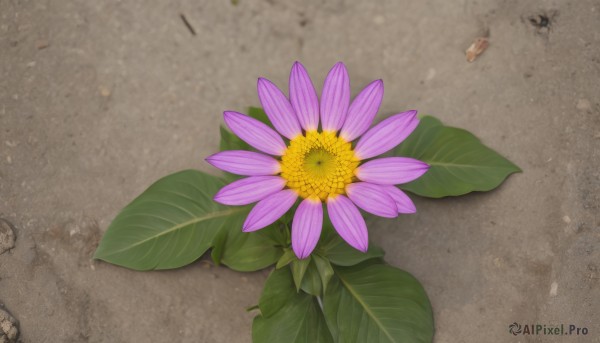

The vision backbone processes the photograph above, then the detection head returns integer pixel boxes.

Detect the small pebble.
[549,281,558,297]
[425,68,436,81]
[0,308,19,343]
[562,215,571,224]
[99,86,111,97]
[36,40,49,50]
[0,219,16,255]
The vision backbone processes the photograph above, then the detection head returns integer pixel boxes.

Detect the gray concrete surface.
[1,0,599,342]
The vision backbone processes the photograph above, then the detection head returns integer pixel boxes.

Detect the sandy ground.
[1,0,599,342]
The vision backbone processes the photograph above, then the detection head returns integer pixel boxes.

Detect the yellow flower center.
[280,131,360,201]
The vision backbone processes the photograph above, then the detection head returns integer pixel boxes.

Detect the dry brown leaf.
[466,37,489,62]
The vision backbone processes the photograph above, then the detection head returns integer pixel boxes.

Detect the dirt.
[1,1,599,342]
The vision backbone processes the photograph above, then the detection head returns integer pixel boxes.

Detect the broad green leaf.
[320,236,385,267]
[394,115,521,198]
[258,267,297,318]
[94,170,247,270]
[323,263,434,343]
[253,297,333,343]
[291,257,311,291]
[219,221,283,272]
[254,267,333,343]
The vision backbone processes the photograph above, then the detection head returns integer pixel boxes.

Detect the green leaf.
[276,248,296,269]
[290,257,311,291]
[394,115,521,198]
[95,169,282,272]
[320,236,385,267]
[210,222,229,266]
[300,259,322,296]
[313,255,334,293]
[298,255,335,296]
[94,170,247,270]
[218,221,283,272]
[254,268,333,343]
[323,262,434,343]
[258,267,297,318]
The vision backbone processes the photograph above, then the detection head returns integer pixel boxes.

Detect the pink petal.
[257,78,302,140]
[339,80,384,142]
[214,176,287,206]
[326,195,368,252]
[320,62,350,132]
[381,186,416,214]
[355,157,429,185]
[206,150,281,176]
[345,182,398,218]
[354,110,419,159]
[289,62,319,131]
[223,111,287,156]
[243,189,298,232]
[291,198,323,259]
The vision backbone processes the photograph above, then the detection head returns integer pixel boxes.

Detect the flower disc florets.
[281,131,359,201]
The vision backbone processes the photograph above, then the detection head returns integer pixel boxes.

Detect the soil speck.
[576,99,591,111]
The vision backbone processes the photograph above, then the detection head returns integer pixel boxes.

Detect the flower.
[206,62,429,259]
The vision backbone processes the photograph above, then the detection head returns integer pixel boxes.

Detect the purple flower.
[206,62,429,259]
